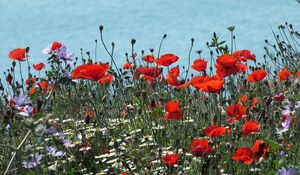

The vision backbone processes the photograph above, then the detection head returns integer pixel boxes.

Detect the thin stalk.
[4,130,31,175]
[185,38,194,81]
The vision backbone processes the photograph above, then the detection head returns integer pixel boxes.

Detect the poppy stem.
[98,25,121,77]
[95,39,98,63]
[185,38,194,81]
[18,61,25,94]
[157,34,167,58]
[230,30,234,54]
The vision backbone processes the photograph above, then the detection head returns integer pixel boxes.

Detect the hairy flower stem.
[18,61,25,94]
[4,130,31,175]
[185,38,194,81]
[157,34,167,58]
[99,26,121,77]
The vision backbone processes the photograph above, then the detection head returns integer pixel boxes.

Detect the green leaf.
[265,139,280,151]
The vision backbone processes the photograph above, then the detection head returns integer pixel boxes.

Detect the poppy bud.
[99,25,104,31]
[131,39,136,45]
[163,34,167,38]
[25,47,30,53]
[12,61,16,67]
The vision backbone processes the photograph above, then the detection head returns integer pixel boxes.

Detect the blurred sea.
[0,0,299,77]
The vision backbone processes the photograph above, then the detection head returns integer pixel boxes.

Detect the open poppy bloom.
[226,104,247,123]
[232,147,254,165]
[39,81,49,89]
[238,95,258,110]
[190,75,224,93]
[143,55,155,63]
[252,140,269,160]
[26,77,36,86]
[190,139,212,157]
[233,50,256,62]
[9,48,27,61]
[203,124,226,137]
[168,66,180,77]
[191,58,207,72]
[136,66,162,83]
[296,71,300,77]
[241,121,260,136]
[97,74,114,84]
[161,153,178,166]
[163,101,183,120]
[33,63,46,71]
[278,68,291,81]
[164,66,190,89]
[43,42,63,54]
[215,54,247,77]
[247,70,267,82]
[72,63,112,83]
[123,62,135,69]
[155,54,179,66]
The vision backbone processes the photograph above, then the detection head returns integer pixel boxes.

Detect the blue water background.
[0,0,299,79]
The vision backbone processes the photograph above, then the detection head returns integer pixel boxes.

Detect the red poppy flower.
[252,140,269,160]
[156,54,179,66]
[25,77,36,85]
[233,50,256,62]
[8,48,27,61]
[274,93,285,102]
[232,147,254,165]
[161,154,178,166]
[143,55,155,63]
[247,70,267,82]
[203,124,226,137]
[168,66,180,77]
[238,95,258,110]
[190,139,213,157]
[97,74,114,84]
[164,76,180,86]
[164,67,190,89]
[217,54,238,67]
[241,121,260,136]
[278,68,291,81]
[72,63,110,82]
[123,62,135,69]
[51,42,63,52]
[226,104,247,123]
[164,101,182,120]
[191,75,224,93]
[28,86,36,95]
[165,101,180,112]
[215,61,247,77]
[33,63,46,71]
[137,66,162,78]
[191,59,207,72]
[39,81,49,89]
[215,53,248,77]
[295,72,300,77]
[43,42,63,54]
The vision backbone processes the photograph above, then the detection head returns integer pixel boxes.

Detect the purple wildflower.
[277,167,297,175]
[48,127,58,134]
[12,95,31,107]
[277,115,291,134]
[22,153,44,169]
[63,139,74,148]
[45,145,65,157]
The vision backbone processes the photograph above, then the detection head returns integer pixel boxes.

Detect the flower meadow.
[0,23,300,175]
